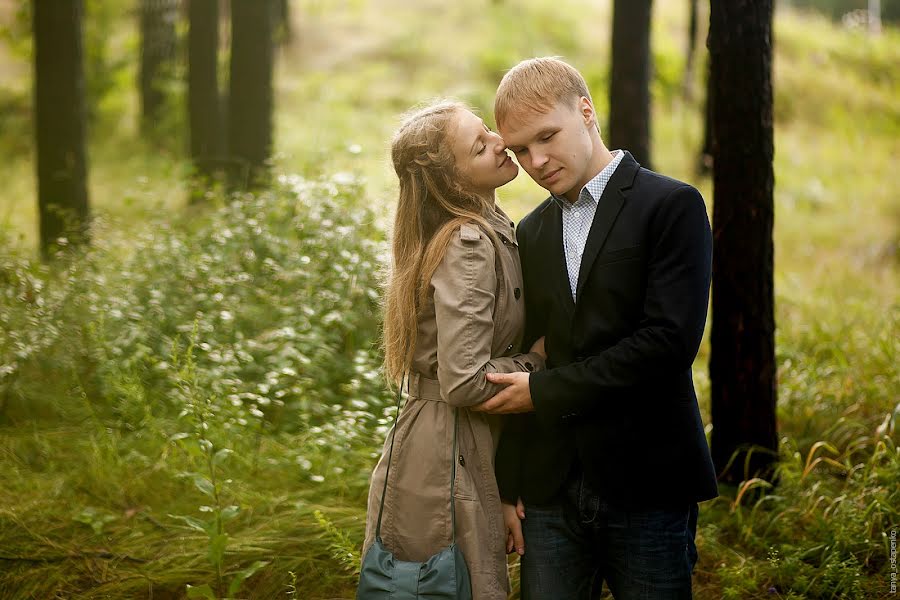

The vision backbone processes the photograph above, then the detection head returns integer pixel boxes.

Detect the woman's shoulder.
[456,221,490,244]
[434,220,496,275]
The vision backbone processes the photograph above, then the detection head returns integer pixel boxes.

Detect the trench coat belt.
[408,371,444,402]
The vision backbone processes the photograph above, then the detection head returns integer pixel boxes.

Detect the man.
[472,57,719,599]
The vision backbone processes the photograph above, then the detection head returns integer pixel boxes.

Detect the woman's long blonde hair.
[382,100,502,386]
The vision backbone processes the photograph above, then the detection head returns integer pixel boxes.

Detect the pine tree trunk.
[608,0,653,169]
[276,0,292,44]
[139,0,179,134]
[33,0,90,259]
[682,0,699,101]
[708,0,778,485]
[188,0,223,188]
[697,57,714,175]
[227,0,274,189]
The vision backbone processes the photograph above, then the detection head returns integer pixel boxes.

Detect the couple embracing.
[358,57,719,600]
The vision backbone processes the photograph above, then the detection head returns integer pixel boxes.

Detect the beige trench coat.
[362,202,544,599]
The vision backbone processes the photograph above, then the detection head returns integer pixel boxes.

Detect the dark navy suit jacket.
[495,151,719,509]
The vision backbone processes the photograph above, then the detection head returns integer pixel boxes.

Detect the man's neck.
[562,146,615,204]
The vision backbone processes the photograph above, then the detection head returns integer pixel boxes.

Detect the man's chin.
[541,181,570,197]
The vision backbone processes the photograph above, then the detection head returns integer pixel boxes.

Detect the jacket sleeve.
[529,185,713,424]
[432,223,545,408]
[495,217,540,503]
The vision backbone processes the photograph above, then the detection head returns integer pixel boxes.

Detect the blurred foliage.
[0,175,394,597]
[0,174,387,432]
[782,0,900,24]
[0,0,184,150]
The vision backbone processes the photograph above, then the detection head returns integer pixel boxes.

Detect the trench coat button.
[458,454,465,467]
[514,287,521,300]
[524,361,534,371]
[506,344,514,352]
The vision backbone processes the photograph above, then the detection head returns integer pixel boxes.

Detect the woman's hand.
[502,497,526,555]
[529,336,546,360]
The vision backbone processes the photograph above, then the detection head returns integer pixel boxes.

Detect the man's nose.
[531,149,549,168]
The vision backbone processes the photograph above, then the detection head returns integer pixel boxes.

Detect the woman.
[361,100,546,599]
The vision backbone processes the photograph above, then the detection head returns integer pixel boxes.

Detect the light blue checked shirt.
[551,150,625,300]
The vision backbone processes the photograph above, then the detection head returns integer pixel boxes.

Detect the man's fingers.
[506,532,514,554]
[474,387,512,413]
[511,521,525,555]
[486,372,513,384]
[516,497,526,520]
[471,398,491,412]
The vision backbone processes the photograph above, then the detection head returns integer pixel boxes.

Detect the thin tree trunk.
[682,0,700,101]
[33,0,90,259]
[869,0,882,34]
[227,0,274,190]
[276,0,292,44]
[697,56,714,175]
[139,0,179,135]
[608,0,653,169]
[188,0,223,192]
[708,0,778,485]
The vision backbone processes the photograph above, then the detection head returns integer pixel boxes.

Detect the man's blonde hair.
[494,57,593,128]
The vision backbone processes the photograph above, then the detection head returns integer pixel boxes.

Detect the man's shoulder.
[519,197,555,231]
[634,167,700,199]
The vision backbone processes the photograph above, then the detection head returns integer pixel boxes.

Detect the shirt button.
[514,287,521,299]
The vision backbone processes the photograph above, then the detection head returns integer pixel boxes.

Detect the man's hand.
[502,498,526,555]
[473,372,534,414]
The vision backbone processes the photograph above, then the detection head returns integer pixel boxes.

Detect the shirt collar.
[551,149,624,210]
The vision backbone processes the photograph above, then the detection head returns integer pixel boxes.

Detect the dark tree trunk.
[33,0,90,260]
[139,0,179,134]
[276,0,292,44]
[708,0,778,485]
[697,57,714,175]
[608,0,653,169]
[188,0,223,189]
[682,0,700,101]
[227,0,274,189]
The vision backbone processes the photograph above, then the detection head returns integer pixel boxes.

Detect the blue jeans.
[520,466,699,600]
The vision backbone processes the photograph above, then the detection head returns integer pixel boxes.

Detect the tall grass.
[0,177,393,598]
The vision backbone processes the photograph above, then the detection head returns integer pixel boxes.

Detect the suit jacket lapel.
[575,152,640,303]
[538,200,576,314]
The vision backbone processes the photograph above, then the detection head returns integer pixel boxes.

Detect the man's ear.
[580,97,602,135]
[579,96,596,128]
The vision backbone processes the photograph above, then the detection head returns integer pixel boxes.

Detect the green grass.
[0,0,898,598]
